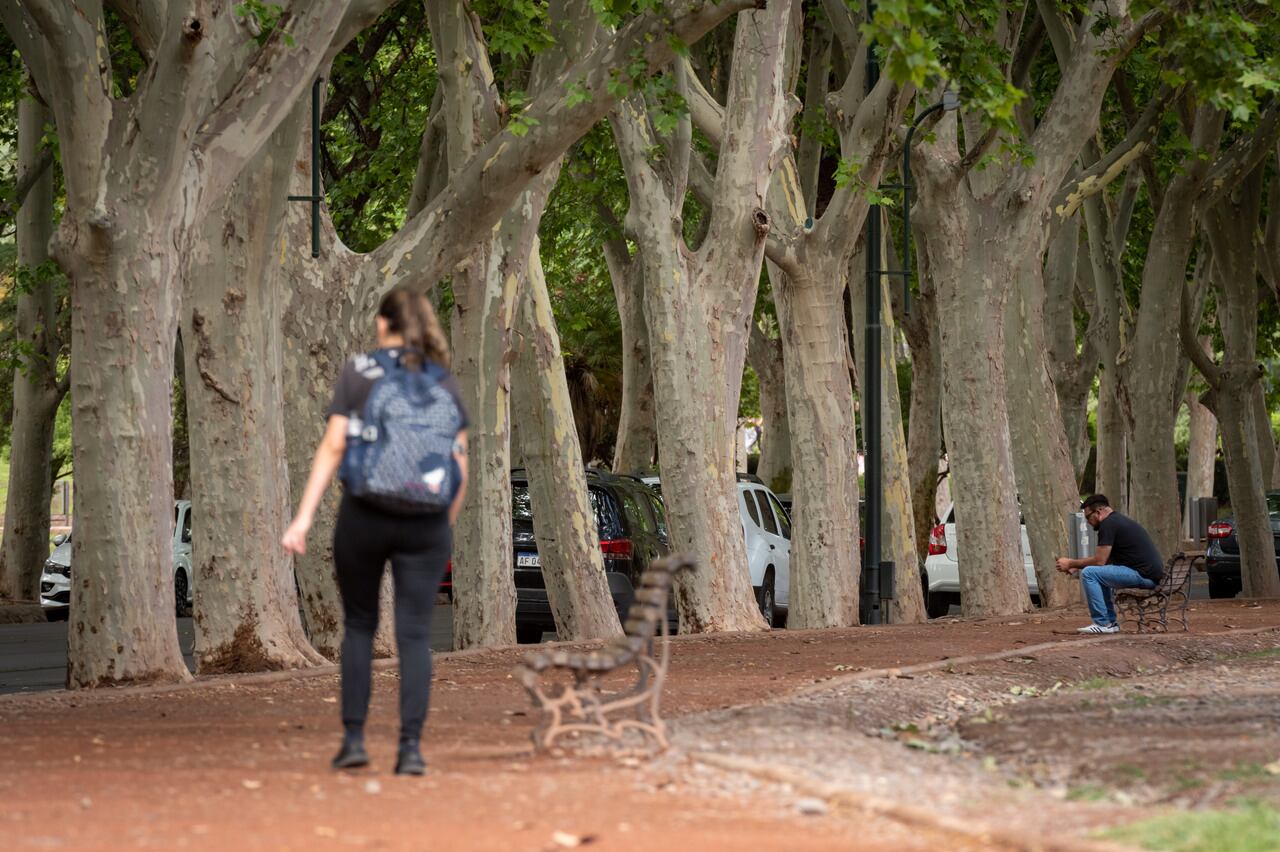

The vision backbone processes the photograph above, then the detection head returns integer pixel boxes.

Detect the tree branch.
[666,58,694,205]
[956,125,999,177]
[358,0,761,300]
[1051,85,1172,219]
[1201,100,1280,210]
[795,22,832,212]
[818,0,861,57]
[5,146,54,212]
[812,71,908,253]
[193,2,378,214]
[105,0,165,61]
[1180,259,1222,388]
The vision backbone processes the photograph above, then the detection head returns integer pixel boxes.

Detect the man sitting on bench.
[1055,494,1165,634]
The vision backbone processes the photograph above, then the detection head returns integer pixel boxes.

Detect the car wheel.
[925,590,952,619]
[1207,576,1239,599]
[174,570,192,618]
[756,572,775,627]
[515,623,545,645]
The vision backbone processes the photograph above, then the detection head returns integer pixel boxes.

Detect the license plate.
[517,553,540,568]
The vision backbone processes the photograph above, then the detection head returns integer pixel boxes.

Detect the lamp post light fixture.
[862,4,959,626]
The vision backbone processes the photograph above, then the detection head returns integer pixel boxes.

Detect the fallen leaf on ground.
[551,830,596,847]
[241,780,262,790]
[1264,761,1280,776]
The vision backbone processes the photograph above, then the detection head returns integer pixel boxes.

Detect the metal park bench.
[1114,552,1202,633]
[515,555,693,752]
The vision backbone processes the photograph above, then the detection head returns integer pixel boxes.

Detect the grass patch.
[1241,648,1280,660]
[1218,764,1271,782]
[1102,803,1280,851]
[1113,763,1148,782]
[1172,776,1206,793]
[1067,784,1110,802]
[1076,677,1120,691]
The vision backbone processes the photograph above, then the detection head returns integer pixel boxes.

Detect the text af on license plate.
[517,553,540,567]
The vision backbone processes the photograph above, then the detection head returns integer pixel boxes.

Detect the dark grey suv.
[511,468,671,644]
[1205,490,1280,598]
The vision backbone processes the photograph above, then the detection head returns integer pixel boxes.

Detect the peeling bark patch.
[190,309,241,405]
[221,288,247,315]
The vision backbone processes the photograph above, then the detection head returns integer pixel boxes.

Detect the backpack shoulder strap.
[369,349,402,375]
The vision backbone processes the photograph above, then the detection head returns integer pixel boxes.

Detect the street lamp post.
[862,8,958,624]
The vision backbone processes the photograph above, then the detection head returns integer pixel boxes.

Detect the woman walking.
[283,288,468,776]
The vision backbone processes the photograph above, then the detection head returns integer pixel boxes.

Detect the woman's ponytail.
[377,287,450,370]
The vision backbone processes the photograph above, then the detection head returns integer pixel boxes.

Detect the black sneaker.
[331,736,370,769]
[395,741,426,776]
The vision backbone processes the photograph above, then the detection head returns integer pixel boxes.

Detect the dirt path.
[0,600,1276,850]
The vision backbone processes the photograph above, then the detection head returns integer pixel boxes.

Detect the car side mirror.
[52,534,68,547]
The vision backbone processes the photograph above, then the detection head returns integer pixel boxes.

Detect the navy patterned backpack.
[339,349,464,513]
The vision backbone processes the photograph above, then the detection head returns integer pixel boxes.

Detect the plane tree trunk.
[610,0,794,633]
[182,106,326,673]
[0,93,67,603]
[1187,167,1280,598]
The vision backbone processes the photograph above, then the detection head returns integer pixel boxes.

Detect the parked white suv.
[738,477,791,627]
[41,500,195,619]
[640,474,791,627]
[922,502,1037,617]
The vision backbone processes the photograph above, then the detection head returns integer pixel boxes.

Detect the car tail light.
[928,523,947,555]
[600,539,633,558]
[442,559,453,589]
[1207,521,1233,540]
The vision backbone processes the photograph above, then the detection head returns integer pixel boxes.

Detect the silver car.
[40,500,195,618]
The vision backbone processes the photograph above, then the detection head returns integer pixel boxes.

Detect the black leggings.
[333,494,451,742]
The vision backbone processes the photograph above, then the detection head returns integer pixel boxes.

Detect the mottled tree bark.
[908,0,1156,615]
[1188,168,1280,598]
[916,190,1031,616]
[685,0,911,627]
[900,244,944,560]
[1122,101,1280,553]
[183,105,326,673]
[511,245,621,641]
[746,317,792,495]
[1005,256,1081,608]
[1121,112,1221,555]
[0,93,66,602]
[611,0,793,633]
[603,220,657,474]
[1182,377,1217,540]
[2,0,380,687]
[1042,216,1095,483]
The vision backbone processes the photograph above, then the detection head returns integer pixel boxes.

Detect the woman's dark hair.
[377,287,449,369]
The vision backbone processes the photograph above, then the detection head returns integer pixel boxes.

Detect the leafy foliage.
[321,2,438,251]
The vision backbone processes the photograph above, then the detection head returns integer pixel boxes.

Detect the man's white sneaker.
[1076,623,1119,634]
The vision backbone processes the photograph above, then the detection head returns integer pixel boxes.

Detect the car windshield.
[1268,493,1280,519]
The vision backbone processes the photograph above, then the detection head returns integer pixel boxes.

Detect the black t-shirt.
[1096,512,1164,582]
[325,349,470,428]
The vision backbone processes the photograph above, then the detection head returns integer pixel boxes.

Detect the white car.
[41,500,195,618]
[737,478,791,627]
[639,474,792,626]
[922,502,1036,618]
